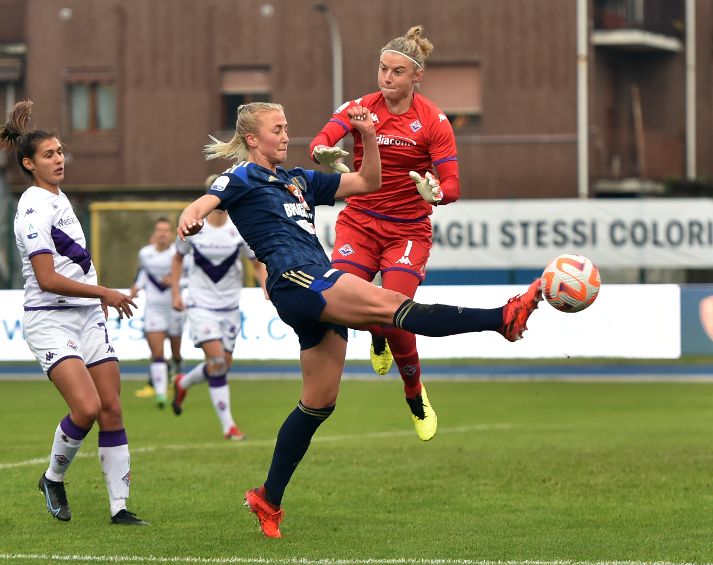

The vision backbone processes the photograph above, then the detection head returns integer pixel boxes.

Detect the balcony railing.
[593,0,685,38]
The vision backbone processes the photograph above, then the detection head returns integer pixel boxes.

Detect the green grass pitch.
[2,377,713,564]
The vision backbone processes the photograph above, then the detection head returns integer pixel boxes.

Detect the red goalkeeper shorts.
[330,206,432,282]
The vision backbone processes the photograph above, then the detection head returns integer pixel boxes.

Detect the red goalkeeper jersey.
[310,91,459,220]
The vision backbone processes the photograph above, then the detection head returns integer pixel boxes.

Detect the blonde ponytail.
[204,102,284,162]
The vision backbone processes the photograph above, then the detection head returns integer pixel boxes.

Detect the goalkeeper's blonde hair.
[381,25,434,69]
[204,102,284,162]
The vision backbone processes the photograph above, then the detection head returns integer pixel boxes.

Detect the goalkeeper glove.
[409,171,443,204]
[312,145,351,174]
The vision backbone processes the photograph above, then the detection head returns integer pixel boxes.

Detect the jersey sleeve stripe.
[433,156,458,166]
[329,117,351,133]
[28,249,52,258]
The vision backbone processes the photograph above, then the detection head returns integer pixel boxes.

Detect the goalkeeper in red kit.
[310,25,461,441]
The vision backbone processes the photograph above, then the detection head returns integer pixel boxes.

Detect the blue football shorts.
[270,265,348,350]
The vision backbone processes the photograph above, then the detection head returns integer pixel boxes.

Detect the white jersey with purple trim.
[137,244,177,307]
[134,251,192,293]
[14,186,98,309]
[175,219,255,310]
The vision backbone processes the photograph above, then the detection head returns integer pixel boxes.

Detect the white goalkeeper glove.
[409,171,443,204]
[312,145,351,174]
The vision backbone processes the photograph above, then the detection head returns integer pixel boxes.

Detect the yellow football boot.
[406,385,437,441]
[134,384,155,398]
[370,336,393,376]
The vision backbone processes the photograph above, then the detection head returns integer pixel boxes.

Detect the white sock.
[181,362,207,389]
[98,430,130,517]
[150,361,168,397]
[208,377,236,433]
[46,415,89,482]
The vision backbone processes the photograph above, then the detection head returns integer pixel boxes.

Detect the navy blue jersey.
[207,161,341,292]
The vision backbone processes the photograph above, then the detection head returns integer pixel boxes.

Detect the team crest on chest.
[285,177,310,211]
[409,120,422,132]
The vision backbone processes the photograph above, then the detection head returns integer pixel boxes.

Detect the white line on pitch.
[0,424,513,471]
[0,554,710,565]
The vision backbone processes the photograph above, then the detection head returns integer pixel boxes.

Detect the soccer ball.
[541,254,601,313]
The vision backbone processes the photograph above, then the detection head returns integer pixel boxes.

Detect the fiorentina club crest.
[338,244,355,257]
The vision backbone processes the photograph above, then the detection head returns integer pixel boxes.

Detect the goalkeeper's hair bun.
[381,25,434,69]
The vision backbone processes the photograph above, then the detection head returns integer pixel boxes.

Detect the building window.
[419,64,482,130]
[68,81,116,133]
[221,67,271,130]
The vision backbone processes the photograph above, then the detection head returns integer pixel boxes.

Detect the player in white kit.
[3,100,148,525]
[170,192,266,440]
[130,218,186,407]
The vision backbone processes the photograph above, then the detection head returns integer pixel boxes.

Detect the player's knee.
[73,399,101,428]
[99,396,122,423]
[206,355,227,377]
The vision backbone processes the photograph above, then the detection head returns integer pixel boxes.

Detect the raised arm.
[177,194,221,241]
[334,106,381,199]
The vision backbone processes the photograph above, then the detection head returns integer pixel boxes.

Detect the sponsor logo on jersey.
[338,244,355,256]
[409,120,422,132]
[376,134,417,147]
[438,113,448,122]
[56,215,78,228]
[210,175,230,192]
[296,219,317,235]
[283,202,311,219]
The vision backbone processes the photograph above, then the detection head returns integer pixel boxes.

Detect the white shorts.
[23,305,118,377]
[143,303,185,336]
[187,307,241,353]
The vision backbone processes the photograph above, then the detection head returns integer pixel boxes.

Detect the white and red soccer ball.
[541,254,601,313]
